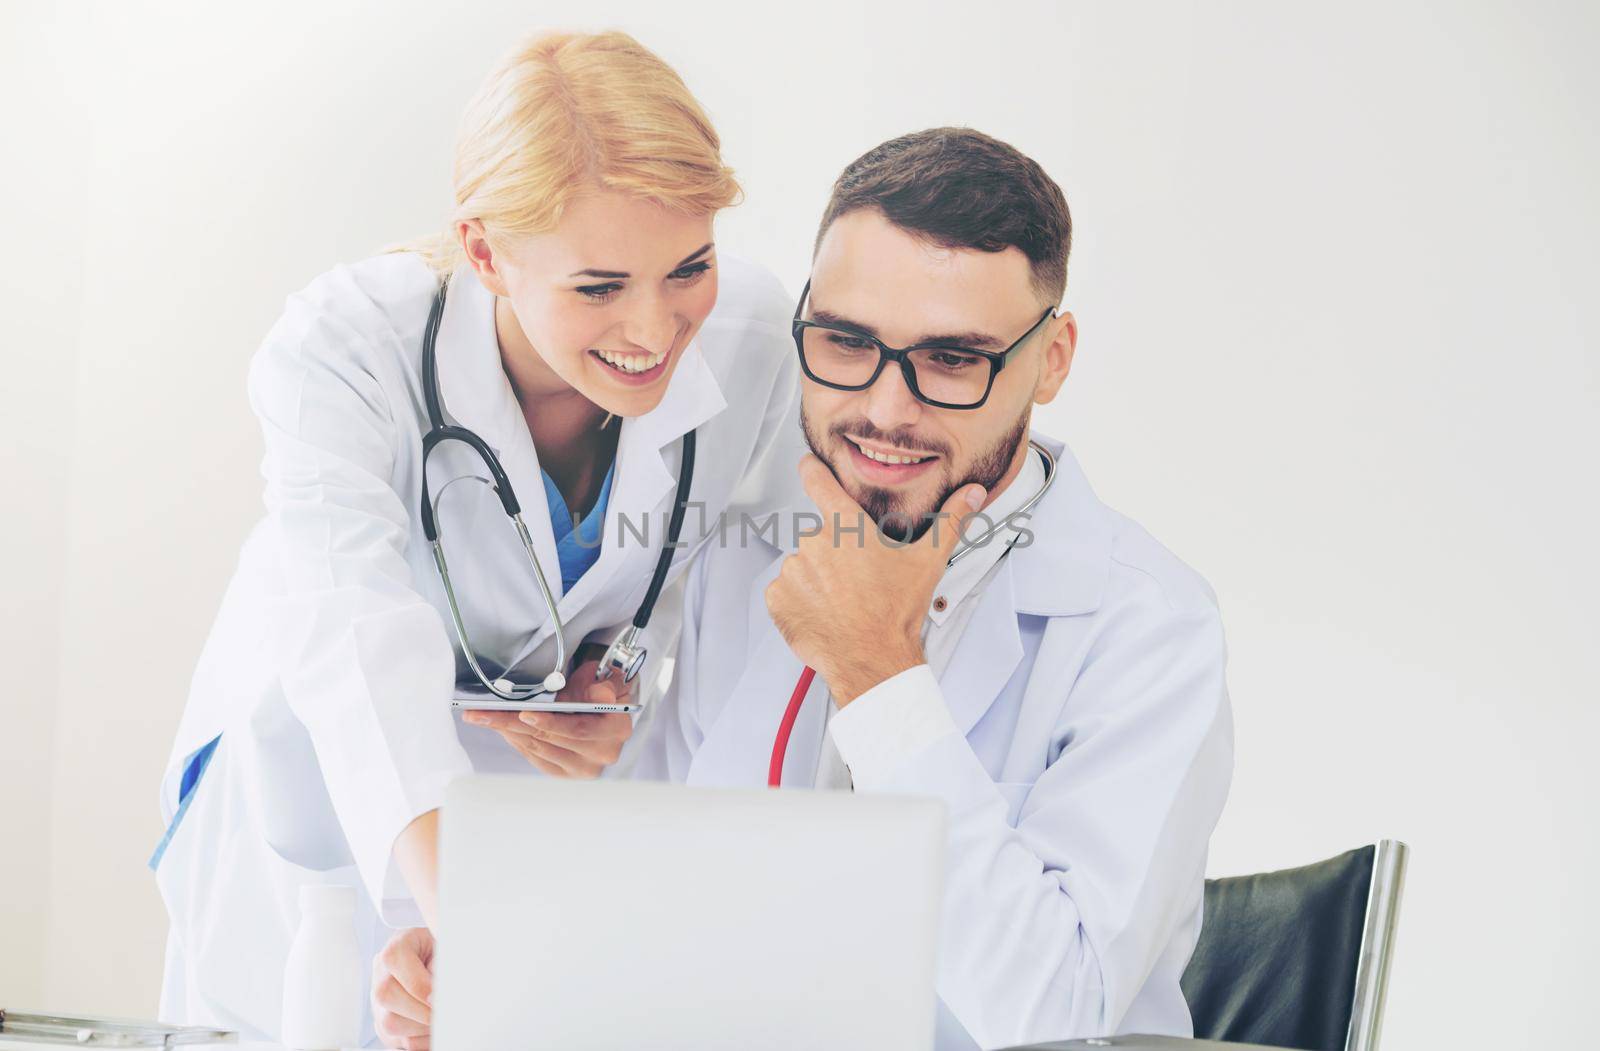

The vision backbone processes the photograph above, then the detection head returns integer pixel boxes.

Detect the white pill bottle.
[281,883,363,1050]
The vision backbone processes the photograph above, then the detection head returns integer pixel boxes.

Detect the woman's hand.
[461,656,635,777]
[373,926,435,1049]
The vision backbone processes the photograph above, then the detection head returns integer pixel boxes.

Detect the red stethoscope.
[768,667,818,787]
[763,441,1057,789]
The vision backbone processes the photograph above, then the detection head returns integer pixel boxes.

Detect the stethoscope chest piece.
[599,625,649,684]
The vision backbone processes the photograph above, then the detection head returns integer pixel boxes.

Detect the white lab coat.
[153,251,799,1043]
[635,433,1234,1051]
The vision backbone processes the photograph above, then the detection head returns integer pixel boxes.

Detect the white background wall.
[0,1,87,1014]
[2,1,1595,1046]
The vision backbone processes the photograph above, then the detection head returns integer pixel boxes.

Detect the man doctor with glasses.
[373,127,1234,1051]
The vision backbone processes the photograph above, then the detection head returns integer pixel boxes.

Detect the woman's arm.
[251,282,472,923]
[394,809,442,929]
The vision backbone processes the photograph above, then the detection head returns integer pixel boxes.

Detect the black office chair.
[1179,840,1409,1051]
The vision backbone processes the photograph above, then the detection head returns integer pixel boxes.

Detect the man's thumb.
[927,484,988,556]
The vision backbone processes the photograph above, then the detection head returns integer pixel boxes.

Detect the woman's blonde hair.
[402,30,741,272]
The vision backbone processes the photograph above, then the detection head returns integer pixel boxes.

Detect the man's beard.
[800,405,1031,543]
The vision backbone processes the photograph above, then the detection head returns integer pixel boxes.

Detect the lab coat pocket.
[993,781,1034,827]
[154,740,295,1039]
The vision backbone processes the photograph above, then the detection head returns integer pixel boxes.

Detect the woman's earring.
[601,411,616,430]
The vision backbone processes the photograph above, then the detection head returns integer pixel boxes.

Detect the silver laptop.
[434,776,947,1051]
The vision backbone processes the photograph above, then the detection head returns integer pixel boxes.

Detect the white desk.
[0,1044,354,1050]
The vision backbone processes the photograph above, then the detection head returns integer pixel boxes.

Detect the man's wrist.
[823,638,926,708]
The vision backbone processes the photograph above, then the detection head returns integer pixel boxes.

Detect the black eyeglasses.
[790,279,1055,410]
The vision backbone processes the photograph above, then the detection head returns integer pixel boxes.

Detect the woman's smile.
[589,345,673,385]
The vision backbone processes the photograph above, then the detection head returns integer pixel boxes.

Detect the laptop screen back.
[435,776,946,1051]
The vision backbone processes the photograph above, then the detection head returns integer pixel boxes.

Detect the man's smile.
[842,435,942,485]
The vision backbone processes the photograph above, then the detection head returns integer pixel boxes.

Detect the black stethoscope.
[418,275,696,700]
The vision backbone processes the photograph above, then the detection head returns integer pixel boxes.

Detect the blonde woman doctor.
[152,31,797,1044]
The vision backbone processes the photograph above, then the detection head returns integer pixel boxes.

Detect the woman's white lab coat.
[153,251,799,1043]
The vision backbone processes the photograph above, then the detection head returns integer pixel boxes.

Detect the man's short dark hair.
[814,127,1072,303]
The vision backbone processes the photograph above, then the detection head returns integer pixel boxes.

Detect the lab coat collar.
[925,433,1114,736]
[433,266,526,456]
[929,445,1047,628]
[938,554,1027,736]
[625,331,728,453]
[1004,432,1114,618]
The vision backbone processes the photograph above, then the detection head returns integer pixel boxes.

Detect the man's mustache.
[826,421,950,459]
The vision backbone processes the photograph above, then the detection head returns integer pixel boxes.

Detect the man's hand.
[765,455,986,706]
[461,656,634,777]
[373,926,434,1049]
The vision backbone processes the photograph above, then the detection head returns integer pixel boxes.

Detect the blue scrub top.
[541,461,615,595]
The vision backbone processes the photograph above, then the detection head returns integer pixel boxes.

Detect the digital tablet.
[451,681,641,715]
